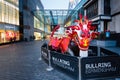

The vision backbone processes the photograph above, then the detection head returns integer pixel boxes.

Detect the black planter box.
[41,47,120,80]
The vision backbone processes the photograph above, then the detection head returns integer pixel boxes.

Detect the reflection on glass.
[0,0,19,25]
[0,0,19,43]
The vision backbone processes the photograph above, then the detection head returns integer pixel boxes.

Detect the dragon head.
[66,15,98,51]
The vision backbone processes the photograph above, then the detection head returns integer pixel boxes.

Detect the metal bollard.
[38,48,42,61]
[78,57,82,80]
[46,50,53,71]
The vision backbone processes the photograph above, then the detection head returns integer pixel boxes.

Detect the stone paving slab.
[0,41,119,80]
[0,41,74,80]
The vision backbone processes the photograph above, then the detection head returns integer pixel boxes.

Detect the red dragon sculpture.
[48,15,99,57]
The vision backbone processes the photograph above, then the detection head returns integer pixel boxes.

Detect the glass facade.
[0,0,19,25]
[86,0,98,19]
[0,0,19,43]
[34,16,44,40]
[104,0,110,15]
[34,16,44,31]
[20,0,45,41]
[34,32,41,40]
[33,10,69,34]
[65,0,88,26]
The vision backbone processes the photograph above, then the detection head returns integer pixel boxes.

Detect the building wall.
[23,10,34,40]
[109,14,120,33]
[20,0,44,41]
[108,0,120,33]
[84,0,111,33]
[0,0,19,44]
[110,0,120,15]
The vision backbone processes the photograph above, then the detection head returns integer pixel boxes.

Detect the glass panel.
[0,0,19,25]
[4,0,19,7]
[0,2,2,22]
[86,1,98,19]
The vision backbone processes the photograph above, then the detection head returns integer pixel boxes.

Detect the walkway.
[0,41,119,80]
[0,41,73,80]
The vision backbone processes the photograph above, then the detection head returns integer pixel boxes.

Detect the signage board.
[41,47,49,64]
[80,56,120,79]
[50,51,79,79]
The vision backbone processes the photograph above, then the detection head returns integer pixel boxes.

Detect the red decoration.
[49,14,99,54]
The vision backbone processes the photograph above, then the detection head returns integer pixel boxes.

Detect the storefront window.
[0,0,19,43]
[34,16,44,31]
[34,32,41,40]
[5,30,19,42]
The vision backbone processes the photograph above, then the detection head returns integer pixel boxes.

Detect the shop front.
[0,24,20,44]
[34,32,41,40]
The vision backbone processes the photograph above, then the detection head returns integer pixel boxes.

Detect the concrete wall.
[108,0,120,33]
[22,0,44,41]
[110,0,120,15]
[109,14,120,33]
[23,10,34,41]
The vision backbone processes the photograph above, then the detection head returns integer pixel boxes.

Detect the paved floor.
[0,41,74,80]
[0,41,119,80]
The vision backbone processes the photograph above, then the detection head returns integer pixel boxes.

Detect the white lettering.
[52,57,74,72]
[85,62,111,69]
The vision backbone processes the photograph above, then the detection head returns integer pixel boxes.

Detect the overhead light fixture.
[70,0,74,3]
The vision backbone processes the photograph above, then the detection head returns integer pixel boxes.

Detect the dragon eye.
[81,32,85,37]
